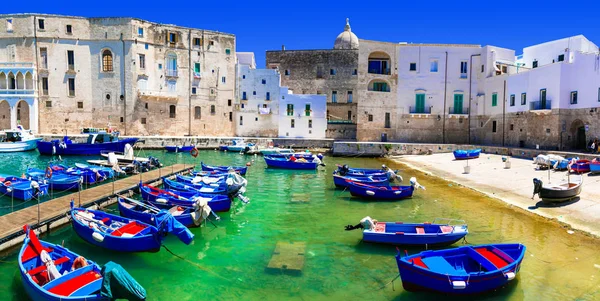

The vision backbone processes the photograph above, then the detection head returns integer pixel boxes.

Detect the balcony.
[530,100,551,110]
[449,107,469,115]
[368,67,391,75]
[0,62,34,68]
[409,106,431,114]
[166,69,178,78]
[0,89,35,95]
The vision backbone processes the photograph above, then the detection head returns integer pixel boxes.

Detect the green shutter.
[454,94,463,114]
[492,94,498,107]
[194,63,200,73]
[305,104,311,116]
[415,94,425,113]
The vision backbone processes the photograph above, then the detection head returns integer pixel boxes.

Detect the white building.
[278,88,327,138]
[235,52,280,137]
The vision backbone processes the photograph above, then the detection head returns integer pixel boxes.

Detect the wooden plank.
[266,241,306,275]
[0,164,192,241]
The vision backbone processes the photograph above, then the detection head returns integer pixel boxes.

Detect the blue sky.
[3,0,599,66]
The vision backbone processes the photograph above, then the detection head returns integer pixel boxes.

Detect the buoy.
[156,198,168,204]
[246,162,251,166]
[366,190,375,196]
[92,232,104,242]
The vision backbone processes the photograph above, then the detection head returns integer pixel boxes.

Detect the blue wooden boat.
[19,225,146,301]
[333,174,389,188]
[191,170,229,177]
[570,159,591,173]
[396,243,526,294]
[118,197,209,228]
[37,130,138,156]
[453,149,481,160]
[174,174,228,194]
[71,203,193,252]
[346,181,414,200]
[590,160,600,174]
[49,163,99,185]
[140,183,232,212]
[165,145,195,153]
[267,153,323,160]
[346,217,467,246]
[26,168,81,191]
[0,176,48,201]
[264,156,319,170]
[201,162,248,175]
[334,164,398,178]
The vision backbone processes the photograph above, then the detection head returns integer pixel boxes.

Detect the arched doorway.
[16,100,30,129]
[0,101,9,130]
[569,119,586,150]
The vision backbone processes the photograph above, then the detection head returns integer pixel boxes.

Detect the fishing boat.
[453,149,481,160]
[259,147,294,155]
[345,217,468,246]
[201,162,248,175]
[49,163,100,185]
[264,155,320,170]
[396,243,526,294]
[346,177,424,200]
[174,174,228,193]
[140,182,232,212]
[19,225,147,301]
[37,129,138,156]
[0,126,42,152]
[267,152,323,160]
[570,159,590,173]
[0,176,48,201]
[26,168,81,191]
[590,159,600,174]
[70,202,193,252]
[225,139,255,152]
[164,145,196,153]
[118,196,212,228]
[532,175,583,203]
[333,174,389,188]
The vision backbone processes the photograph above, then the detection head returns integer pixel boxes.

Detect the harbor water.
[0,150,598,300]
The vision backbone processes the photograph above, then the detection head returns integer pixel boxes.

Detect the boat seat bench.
[47,270,102,296]
[421,256,467,275]
[469,247,514,270]
[27,256,70,276]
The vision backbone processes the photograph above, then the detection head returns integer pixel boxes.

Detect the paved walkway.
[394,153,600,237]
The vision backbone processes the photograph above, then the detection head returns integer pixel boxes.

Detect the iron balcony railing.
[0,89,35,95]
[368,67,391,75]
[409,106,431,114]
[530,100,551,110]
[448,107,469,115]
[166,69,178,77]
[0,62,34,68]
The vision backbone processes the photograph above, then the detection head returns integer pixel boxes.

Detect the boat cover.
[101,261,147,301]
[154,210,194,245]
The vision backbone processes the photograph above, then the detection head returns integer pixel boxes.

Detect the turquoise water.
[0,150,598,300]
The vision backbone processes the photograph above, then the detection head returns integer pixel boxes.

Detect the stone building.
[279,88,327,139]
[0,14,236,136]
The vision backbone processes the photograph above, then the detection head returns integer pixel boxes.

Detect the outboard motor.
[345,216,376,231]
[338,164,350,176]
[409,177,425,190]
[226,171,249,203]
[532,178,543,198]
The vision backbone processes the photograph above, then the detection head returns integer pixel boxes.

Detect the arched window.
[368,79,391,92]
[166,53,177,77]
[210,105,216,114]
[169,105,176,118]
[102,50,113,72]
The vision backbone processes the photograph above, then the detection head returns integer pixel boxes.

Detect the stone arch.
[0,100,9,130]
[368,79,391,92]
[368,51,391,75]
[16,72,24,90]
[16,100,30,129]
[569,119,586,150]
[7,72,15,89]
[0,72,6,90]
[25,72,33,90]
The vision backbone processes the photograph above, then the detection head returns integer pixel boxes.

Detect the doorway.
[576,126,586,150]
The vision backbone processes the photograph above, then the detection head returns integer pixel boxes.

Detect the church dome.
[334,18,359,50]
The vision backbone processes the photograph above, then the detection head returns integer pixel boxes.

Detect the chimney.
[282,45,285,51]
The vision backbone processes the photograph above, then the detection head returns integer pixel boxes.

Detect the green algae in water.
[0,150,598,300]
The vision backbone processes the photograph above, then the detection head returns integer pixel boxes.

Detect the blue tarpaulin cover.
[154,210,194,245]
[101,261,147,300]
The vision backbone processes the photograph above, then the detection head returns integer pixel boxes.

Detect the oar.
[117,195,161,213]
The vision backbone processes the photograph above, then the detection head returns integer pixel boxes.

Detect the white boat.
[100,143,149,163]
[226,139,256,152]
[260,147,294,155]
[0,126,41,152]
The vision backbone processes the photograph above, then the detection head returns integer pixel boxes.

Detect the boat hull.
[363,222,467,246]
[539,185,582,202]
[165,145,195,153]
[37,138,139,155]
[118,199,199,228]
[141,182,232,212]
[0,138,41,152]
[590,162,600,174]
[571,160,590,173]
[0,177,49,201]
[260,148,294,155]
[333,174,388,188]
[264,156,318,169]
[347,182,414,200]
[453,149,481,160]
[201,162,247,175]
[396,244,525,295]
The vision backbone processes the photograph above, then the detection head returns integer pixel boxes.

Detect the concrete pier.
[393,153,600,237]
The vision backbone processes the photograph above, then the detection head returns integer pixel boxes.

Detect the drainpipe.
[468,54,480,145]
[120,33,127,135]
[442,51,448,144]
[33,16,40,133]
[502,79,506,146]
[188,29,192,136]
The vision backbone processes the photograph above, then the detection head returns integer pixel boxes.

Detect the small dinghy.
[533,175,582,203]
[345,217,468,246]
[334,164,399,178]
[259,147,294,155]
[0,176,48,201]
[118,196,212,228]
[264,155,321,170]
[70,202,193,252]
[37,129,138,156]
[201,162,248,175]
[570,159,590,173]
[590,159,600,174]
[333,174,389,188]
[164,145,195,153]
[453,149,481,160]
[19,225,146,301]
[140,183,232,212]
[346,177,424,200]
[396,243,526,294]
[267,152,323,160]
[49,163,101,185]
[26,168,81,191]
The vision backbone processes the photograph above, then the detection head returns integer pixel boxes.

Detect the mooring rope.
[161,244,230,281]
